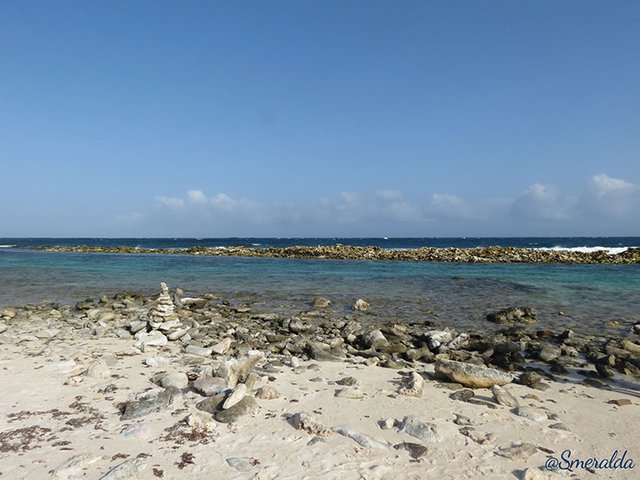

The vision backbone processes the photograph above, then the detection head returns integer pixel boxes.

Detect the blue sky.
[1,1,639,237]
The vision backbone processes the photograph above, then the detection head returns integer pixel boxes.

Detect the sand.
[0,332,638,480]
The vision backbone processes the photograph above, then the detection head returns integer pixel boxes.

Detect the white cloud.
[511,183,567,220]
[578,173,638,217]
[187,189,207,204]
[155,196,185,209]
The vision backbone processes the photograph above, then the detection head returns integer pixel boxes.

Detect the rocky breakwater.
[28,244,640,264]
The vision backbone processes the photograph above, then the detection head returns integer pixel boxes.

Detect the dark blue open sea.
[1,237,639,336]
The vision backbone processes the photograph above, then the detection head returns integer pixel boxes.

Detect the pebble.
[514,406,547,422]
[335,387,365,399]
[608,398,632,406]
[398,415,442,443]
[145,356,170,367]
[289,412,332,437]
[333,426,387,449]
[336,376,359,386]
[491,385,519,408]
[393,442,428,459]
[255,386,280,400]
[450,389,474,402]
[187,410,216,430]
[378,418,396,430]
[495,442,538,461]
[226,457,257,472]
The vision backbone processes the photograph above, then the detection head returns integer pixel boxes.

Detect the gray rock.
[51,454,100,479]
[435,359,513,388]
[486,307,537,324]
[494,442,538,461]
[333,426,387,449]
[334,387,364,399]
[453,414,474,426]
[336,376,359,386]
[212,338,233,355]
[193,376,227,396]
[398,415,442,443]
[120,386,181,420]
[449,389,474,402]
[393,442,428,459]
[196,394,226,414]
[519,371,542,386]
[313,297,331,308]
[353,299,369,311]
[98,457,148,480]
[514,406,547,422]
[217,350,264,388]
[186,410,216,430]
[185,345,213,357]
[144,356,170,367]
[255,386,280,400]
[289,412,332,436]
[226,457,257,472]
[362,329,388,350]
[214,396,258,423]
[426,330,452,350]
[134,330,167,349]
[491,385,519,408]
[222,383,247,409]
[538,345,562,363]
[153,372,188,390]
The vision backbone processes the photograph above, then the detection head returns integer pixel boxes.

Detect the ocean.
[1,237,639,337]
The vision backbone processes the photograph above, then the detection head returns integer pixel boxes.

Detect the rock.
[181,297,209,308]
[217,350,264,388]
[398,416,442,443]
[185,345,213,357]
[121,423,153,440]
[519,371,542,386]
[255,386,280,400]
[166,329,188,341]
[214,396,258,423]
[362,329,388,350]
[226,457,257,472]
[548,423,569,431]
[0,308,16,319]
[538,345,562,363]
[129,321,147,333]
[453,414,474,426]
[426,330,452,350]
[154,372,188,390]
[449,389,474,402]
[495,442,538,461]
[487,307,537,324]
[193,376,227,397]
[85,362,111,380]
[134,330,168,349]
[222,383,248,409]
[144,356,170,367]
[378,418,396,430]
[305,342,340,362]
[399,371,424,397]
[608,398,632,406]
[491,385,519,408]
[289,412,332,437]
[333,426,387,449]
[50,453,100,479]
[212,338,233,355]
[514,406,547,422]
[98,457,148,480]
[120,386,182,420]
[622,340,640,356]
[313,297,331,308]
[353,299,369,311]
[196,395,226,414]
[435,359,513,388]
[334,387,365,399]
[393,442,428,459]
[336,376,359,386]
[187,410,216,430]
[0,323,8,334]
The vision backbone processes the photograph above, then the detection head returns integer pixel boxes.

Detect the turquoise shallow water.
[1,248,639,336]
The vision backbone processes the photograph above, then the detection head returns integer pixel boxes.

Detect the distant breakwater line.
[27,244,640,264]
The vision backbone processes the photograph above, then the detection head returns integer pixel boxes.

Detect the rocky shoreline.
[1,283,638,479]
[25,244,640,264]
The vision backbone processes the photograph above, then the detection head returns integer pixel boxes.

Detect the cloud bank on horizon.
[113,173,639,237]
